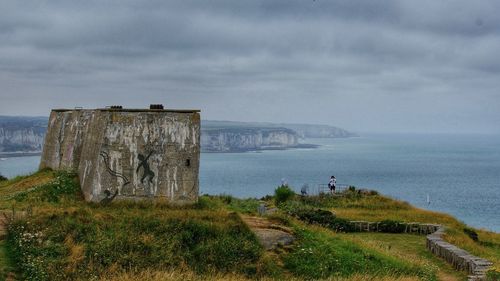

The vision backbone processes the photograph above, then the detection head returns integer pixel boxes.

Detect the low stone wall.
[349,220,440,235]
[427,227,493,281]
[348,220,493,280]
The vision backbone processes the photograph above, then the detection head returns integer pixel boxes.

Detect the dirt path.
[436,271,461,281]
[0,211,22,281]
[240,215,295,250]
[0,212,8,240]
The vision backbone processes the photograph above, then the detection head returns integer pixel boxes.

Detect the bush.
[0,174,7,181]
[327,217,355,232]
[294,208,336,225]
[463,227,479,242]
[220,193,233,204]
[274,185,295,205]
[378,220,406,233]
[287,207,354,233]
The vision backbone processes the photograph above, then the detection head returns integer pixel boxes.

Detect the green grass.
[295,191,500,271]
[0,240,15,281]
[10,171,80,204]
[1,173,499,280]
[2,173,265,280]
[198,195,261,214]
[5,177,264,280]
[337,232,466,280]
[0,170,54,209]
[8,208,263,280]
[283,225,436,280]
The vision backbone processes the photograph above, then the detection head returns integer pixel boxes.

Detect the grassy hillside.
[295,192,500,269]
[0,172,498,280]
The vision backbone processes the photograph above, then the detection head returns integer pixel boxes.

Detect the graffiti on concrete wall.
[136,151,155,184]
[100,151,131,186]
[99,151,130,203]
[101,189,118,204]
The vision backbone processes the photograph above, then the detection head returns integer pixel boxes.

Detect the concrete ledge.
[52,108,201,113]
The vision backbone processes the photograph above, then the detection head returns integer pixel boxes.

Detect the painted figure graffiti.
[99,151,131,186]
[99,151,130,203]
[137,151,155,184]
[101,189,118,205]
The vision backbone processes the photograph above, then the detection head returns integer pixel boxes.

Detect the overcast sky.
[1,1,499,134]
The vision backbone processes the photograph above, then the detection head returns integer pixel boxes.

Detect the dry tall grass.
[100,269,422,281]
[331,196,500,269]
[0,170,53,208]
[336,232,465,281]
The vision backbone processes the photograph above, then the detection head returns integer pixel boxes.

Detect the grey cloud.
[0,0,499,134]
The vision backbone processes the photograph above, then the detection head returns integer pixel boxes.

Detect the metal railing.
[301,183,352,196]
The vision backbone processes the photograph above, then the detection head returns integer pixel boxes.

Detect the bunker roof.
[52,108,200,113]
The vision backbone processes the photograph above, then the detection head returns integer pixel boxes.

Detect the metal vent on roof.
[150,104,164,109]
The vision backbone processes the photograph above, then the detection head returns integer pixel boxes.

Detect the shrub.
[463,227,479,242]
[357,189,379,196]
[260,194,273,201]
[378,220,406,233]
[274,185,295,205]
[294,208,336,225]
[220,194,233,204]
[287,207,354,233]
[0,174,7,181]
[327,217,355,232]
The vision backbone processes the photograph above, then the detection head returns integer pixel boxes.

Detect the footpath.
[0,210,16,281]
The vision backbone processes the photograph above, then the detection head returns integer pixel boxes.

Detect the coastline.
[201,143,321,153]
[1,135,499,232]
[0,152,42,158]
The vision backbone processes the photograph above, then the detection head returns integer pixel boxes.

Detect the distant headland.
[0,116,357,156]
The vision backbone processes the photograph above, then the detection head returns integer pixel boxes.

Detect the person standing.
[328,176,336,194]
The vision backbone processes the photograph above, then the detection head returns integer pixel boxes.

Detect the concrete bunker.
[39,106,201,203]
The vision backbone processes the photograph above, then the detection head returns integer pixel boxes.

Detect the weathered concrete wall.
[40,108,200,203]
[39,110,93,170]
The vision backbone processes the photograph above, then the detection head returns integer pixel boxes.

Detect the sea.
[1,133,499,232]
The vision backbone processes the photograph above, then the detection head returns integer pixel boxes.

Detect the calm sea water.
[1,134,499,232]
